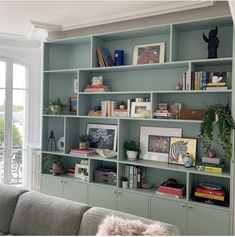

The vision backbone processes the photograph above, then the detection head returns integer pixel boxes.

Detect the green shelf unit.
[41,15,234,235]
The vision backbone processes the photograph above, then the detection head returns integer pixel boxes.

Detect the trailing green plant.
[120,176,128,182]
[43,155,63,173]
[124,140,141,153]
[199,103,234,159]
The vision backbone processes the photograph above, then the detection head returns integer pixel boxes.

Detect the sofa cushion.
[0,184,27,234]
[9,191,91,236]
[78,207,180,235]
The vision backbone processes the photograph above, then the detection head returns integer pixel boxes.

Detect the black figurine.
[203,26,219,59]
[48,130,56,151]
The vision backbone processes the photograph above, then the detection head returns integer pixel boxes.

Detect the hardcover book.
[157,181,186,196]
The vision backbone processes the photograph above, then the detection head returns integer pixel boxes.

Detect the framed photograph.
[131,102,151,118]
[133,42,165,65]
[86,124,118,151]
[68,96,77,113]
[140,126,182,162]
[168,137,197,166]
[74,163,89,181]
[73,78,78,93]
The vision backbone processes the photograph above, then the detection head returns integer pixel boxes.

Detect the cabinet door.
[117,191,149,218]
[41,175,63,198]
[63,180,88,204]
[187,204,230,235]
[150,197,187,235]
[89,185,117,210]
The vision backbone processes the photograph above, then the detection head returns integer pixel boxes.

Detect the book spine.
[195,165,222,173]
[129,166,133,188]
[194,192,225,201]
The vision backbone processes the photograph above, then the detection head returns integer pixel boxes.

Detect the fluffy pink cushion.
[96,215,174,236]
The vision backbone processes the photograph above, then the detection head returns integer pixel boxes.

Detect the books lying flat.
[192,195,228,207]
[201,157,221,165]
[69,148,96,156]
[195,162,224,174]
[157,181,186,196]
[194,191,225,201]
[155,191,184,198]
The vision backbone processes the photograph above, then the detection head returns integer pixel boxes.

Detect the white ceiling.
[0,1,216,37]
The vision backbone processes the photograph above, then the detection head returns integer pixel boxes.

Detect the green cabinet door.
[187,204,230,235]
[117,191,149,218]
[150,196,187,235]
[63,180,88,204]
[41,175,63,198]
[89,185,117,210]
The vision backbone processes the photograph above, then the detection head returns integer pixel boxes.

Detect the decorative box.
[180,109,205,120]
[94,167,117,185]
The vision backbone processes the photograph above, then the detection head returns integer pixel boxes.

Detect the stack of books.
[96,46,114,67]
[156,180,186,198]
[153,103,171,119]
[192,183,227,206]
[195,157,224,174]
[69,148,96,157]
[84,76,110,92]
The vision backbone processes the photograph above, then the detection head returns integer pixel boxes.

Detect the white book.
[202,156,221,165]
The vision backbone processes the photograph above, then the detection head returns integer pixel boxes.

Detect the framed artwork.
[131,102,151,118]
[140,126,182,162]
[73,79,78,93]
[133,42,165,65]
[168,137,197,166]
[86,124,118,151]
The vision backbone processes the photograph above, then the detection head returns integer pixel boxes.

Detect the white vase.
[122,181,128,189]
[126,150,138,160]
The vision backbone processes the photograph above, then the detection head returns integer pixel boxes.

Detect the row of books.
[191,71,231,90]
[123,165,146,189]
[69,148,96,157]
[96,46,114,67]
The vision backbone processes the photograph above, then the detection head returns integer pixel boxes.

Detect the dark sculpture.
[48,130,56,151]
[203,26,219,59]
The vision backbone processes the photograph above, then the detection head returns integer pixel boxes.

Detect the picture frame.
[140,126,182,162]
[131,102,151,118]
[133,42,165,65]
[86,124,118,151]
[168,137,197,166]
[68,96,77,113]
[73,78,78,94]
[74,163,89,181]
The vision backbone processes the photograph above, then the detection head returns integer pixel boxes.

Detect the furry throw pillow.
[96,215,176,236]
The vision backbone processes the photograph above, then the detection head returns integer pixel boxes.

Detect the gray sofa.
[0,184,179,235]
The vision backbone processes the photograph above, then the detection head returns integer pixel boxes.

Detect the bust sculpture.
[203,26,219,59]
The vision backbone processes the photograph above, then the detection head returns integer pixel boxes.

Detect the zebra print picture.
[168,137,197,166]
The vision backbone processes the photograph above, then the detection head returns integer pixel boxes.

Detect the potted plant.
[121,176,128,188]
[78,135,88,150]
[48,97,67,115]
[43,155,64,175]
[124,140,140,160]
[119,101,126,109]
[199,103,234,159]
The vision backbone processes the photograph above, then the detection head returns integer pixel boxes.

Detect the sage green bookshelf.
[41,15,234,235]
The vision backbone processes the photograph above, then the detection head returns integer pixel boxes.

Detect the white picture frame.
[86,124,118,151]
[140,126,182,162]
[74,163,89,181]
[73,78,78,94]
[133,42,165,65]
[131,102,151,118]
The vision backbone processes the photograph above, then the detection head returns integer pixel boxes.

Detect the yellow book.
[195,164,223,174]
[194,192,224,201]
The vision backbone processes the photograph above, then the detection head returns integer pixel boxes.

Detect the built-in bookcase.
[41,15,234,235]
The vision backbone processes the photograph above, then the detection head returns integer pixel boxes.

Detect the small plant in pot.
[119,100,126,109]
[121,176,128,188]
[43,155,64,175]
[78,135,88,150]
[124,140,140,160]
[48,97,67,115]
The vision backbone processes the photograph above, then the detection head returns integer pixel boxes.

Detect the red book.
[157,181,185,196]
[195,186,225,196]
[70,148,95,154]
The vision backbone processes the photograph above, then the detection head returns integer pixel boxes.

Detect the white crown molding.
[62,1,214,31]
[228,0,235,26]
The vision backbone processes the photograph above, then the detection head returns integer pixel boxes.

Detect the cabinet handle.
[118,191,121,195]
[182,204,186,208]
[113,190,117,194]
[64,181,67,184]
[188,205,192,209]
[60,180,63,183]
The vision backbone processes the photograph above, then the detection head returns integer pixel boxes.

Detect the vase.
[183,153,192,168]
[122,181,128,189]
[79,142,87,150]
[126,150,138,160]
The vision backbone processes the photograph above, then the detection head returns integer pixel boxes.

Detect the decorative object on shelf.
[42,154,63,174]
[131,102,151,118]
[199,103,234,159]
[94,166,117,185]
[74,163,89,181]
[119,101,126,109]
[142,182,153,189]
[183,152,192,168]
[208,149,217,158]
[121,176,128,188]
[87,124,118,151]
[168,137,197,166]
[46,97,67,115]
[203,26,219,59]
[96,149,117,158]
[68,96,77,113]
[133,42,165,65]
[47,130,56,151]
[124,140,140,160]
[114,50,124,66]
[140,126,182,162]
[180,109,205,120]
[84,76,110,92]
[73,79,78,93]
[78,135,88,150]
[170,103,182,119]
[56,136,64,152]
[51,162,64,176]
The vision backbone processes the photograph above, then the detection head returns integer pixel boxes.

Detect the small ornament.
[208,149,217,158]
[183,153,192,168]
